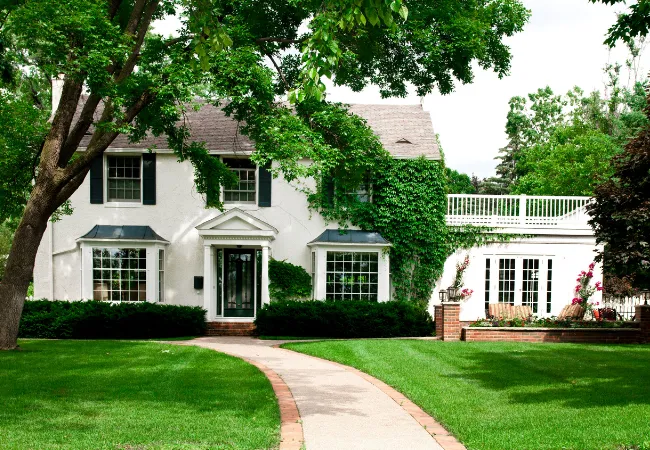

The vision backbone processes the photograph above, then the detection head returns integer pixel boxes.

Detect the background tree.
[489,65,647,196]
[0,0,530,350]
[445,168,476,194]
[587,0,650,289]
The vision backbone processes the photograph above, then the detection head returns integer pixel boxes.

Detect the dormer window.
[223,158,256,204]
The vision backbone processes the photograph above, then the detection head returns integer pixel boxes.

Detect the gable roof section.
[347,104,440,159]
[308,229,390,246]
[78,225,169,242]
[81,101,439,159]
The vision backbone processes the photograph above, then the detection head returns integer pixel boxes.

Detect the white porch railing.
[446,194,592,229]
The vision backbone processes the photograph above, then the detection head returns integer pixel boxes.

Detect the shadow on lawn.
[452,344,650,409]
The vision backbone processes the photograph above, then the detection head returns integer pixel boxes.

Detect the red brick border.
[241,357,304,450]
[174,342,304,450]
[278,346,467,450]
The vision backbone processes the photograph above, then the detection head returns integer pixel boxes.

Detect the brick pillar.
[636,305,650,344]
[434,305,442,333]
[441,302,461,341]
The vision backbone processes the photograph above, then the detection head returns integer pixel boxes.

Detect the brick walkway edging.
[276,345,467,450]
[173,342,304,450]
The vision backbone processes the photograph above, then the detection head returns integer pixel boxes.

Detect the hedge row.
[255,299,434,338]
[19,300,206,339]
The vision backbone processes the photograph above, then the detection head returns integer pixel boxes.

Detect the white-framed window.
[326,251,379,300]
[311,251,316,299]
[223,158,256,203]
[92,248,146,301]
[107,155,142,202]
[158,249,165,302]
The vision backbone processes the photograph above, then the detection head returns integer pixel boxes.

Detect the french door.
[485,256,554,316]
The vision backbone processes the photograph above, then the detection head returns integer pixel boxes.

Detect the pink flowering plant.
[450,255,473,301]
[452,255,470,289]
[571,262,603,311]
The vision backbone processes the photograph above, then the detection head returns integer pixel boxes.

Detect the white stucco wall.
[34,151,339,306]
[429,235,604,321]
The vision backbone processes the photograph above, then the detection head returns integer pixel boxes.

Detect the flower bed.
[470,317,639,329]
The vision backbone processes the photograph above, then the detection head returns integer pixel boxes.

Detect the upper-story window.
[223,158,256,203]
[107,156,141,202]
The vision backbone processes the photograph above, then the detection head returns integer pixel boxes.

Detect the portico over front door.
[224,249,255,317]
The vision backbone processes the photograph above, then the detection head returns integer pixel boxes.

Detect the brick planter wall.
[206,322,256,336]
[637,305,650,343]
[462,325,641,344]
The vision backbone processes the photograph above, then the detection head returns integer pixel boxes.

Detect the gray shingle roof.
[308,229,390,245]
[80,102,439,159]
[79,225,168,242]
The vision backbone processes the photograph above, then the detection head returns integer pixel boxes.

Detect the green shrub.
[19,300,206,339]
[268,259,312,301]
[255,299,434,338]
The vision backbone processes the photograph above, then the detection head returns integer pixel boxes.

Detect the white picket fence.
[600,295,646,320]
[446,194,592,229]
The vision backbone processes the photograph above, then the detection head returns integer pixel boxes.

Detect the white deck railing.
[446,194,592,229]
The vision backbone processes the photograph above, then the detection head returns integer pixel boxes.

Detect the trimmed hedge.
[19,300,206,339]
[269,259,312,301]
[255,299,434,338]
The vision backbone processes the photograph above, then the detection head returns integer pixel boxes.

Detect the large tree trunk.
[0,184,57,350]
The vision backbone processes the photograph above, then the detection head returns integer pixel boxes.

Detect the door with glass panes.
[484,256,554,316]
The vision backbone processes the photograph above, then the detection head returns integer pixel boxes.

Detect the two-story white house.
[33,101,602,329]
[33,103,440,325]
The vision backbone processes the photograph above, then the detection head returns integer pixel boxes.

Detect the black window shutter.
[325,175,335,206]
[258,163,272,207]
[89,156,104,204]
[142,153,156,205]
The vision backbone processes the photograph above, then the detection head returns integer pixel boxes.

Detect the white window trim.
[308,244,391,302]
[104,153,143,206]
[79,240,168,302]
[485,254,554,317]
[221,157,258,206]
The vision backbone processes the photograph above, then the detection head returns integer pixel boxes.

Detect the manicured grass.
[283,340,650,450]
[0,340,280,449]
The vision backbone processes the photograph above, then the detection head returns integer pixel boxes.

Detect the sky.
[154,0,647,178]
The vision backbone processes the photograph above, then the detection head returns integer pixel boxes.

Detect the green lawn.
[283,340,650,450]
[0,340,280,449]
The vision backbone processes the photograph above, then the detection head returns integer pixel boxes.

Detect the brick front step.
[205,322,256,336]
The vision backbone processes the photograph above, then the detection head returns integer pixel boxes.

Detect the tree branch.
[58,93,102,167]
[264,50,290,91]
[61,89,154,185]
[116,0,159,83]
[256,37,305,44]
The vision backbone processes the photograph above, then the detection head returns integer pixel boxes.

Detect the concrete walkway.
[182,337,445,450]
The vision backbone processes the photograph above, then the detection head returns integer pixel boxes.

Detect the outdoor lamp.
[447,286,459,302]
[642,290,650,306]
[439,289,448,303]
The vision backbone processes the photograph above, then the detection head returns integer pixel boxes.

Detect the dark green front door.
[224,249,255,317]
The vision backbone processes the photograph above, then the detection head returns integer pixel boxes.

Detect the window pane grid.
[93,248,146,301]
[522,258,540,313]
[158,249,165,303]
[224,168,256,203]
[484,258,491,313]
[325,252,378,301]
[498,258,515,305]
[546,259,553,314]
[107,156,141,202]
